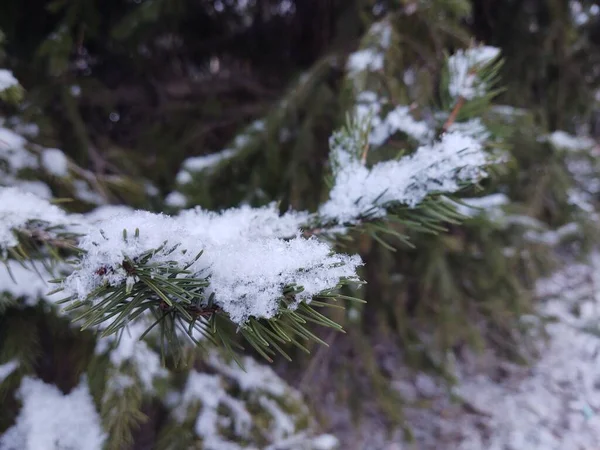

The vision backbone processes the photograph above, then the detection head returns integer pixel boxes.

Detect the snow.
[0,377,106,450]
[84,204,135,223]
[183,148,238,173]
[447,118,491,142]
[547,130,595,151]
[62,206,361,325]
[177,203,308,244]
[448,46,501,100]
[0,360,18,383]
[73,180,105,205]
[347,49,384,74]
[199,234,361,323]
[0,126,38,178]
[165,190,187,207]
[13,180,52,199]
[62,210,195,301]
[166,351,317,449]
[523,222,580,246]
[450,193,510,218]
[354,92,433,145]
[310,435,340,450]
[208,352,297,398]
[175,169,193,184]
[346,20,393,77]
[172,371,252,449]
[41,148,69,177]
[0,187,71,249]
[320,130,493,224]
[0,69,18,92]
[0,260,63,305]
[95,321,167,391]
[448,255,600,449]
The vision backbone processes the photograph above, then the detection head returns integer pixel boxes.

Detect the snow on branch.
[319,123,495,225]
[447,45,501,100]
[354,91,433,145]
[0,187,72,250]
[0,377,106,450]
[0,69,18,92]
[61,205,362,326]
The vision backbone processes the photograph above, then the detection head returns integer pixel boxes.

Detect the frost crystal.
[448,46,500,100]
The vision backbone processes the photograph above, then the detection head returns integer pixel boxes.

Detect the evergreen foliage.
[1,1,600,448]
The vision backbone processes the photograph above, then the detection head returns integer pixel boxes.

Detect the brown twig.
[360,141,371,165]
[442,95,466,132]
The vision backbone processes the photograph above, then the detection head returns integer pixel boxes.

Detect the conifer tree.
[1,1,600,449]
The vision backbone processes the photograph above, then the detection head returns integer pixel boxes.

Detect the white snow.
[14,181,51,199]
[62,206,361,325]
[0,69,18,92]
[0,360,18,383]
[320,130,493,224]
[177,203,308,244]
[346,20,393,77]
[0,187,71,249]
[41,148,69,177]
[450,193,510,218]
[62,210,195,301]
[95,321,168,391]
[354,92,433,145]
[448,46,501,100]
[73,180,106,205]
[208,352,297,398]
[0,126,38,181]
[165,190,187,207]
[183,148,238,173]
[172,371,252,449]
[0,377,106,450]
[0,260,63,305]
[347,49,384,74]
[547,130,595,151]
[448,255,600,449]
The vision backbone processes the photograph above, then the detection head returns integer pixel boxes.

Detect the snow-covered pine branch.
[0,41,504,361]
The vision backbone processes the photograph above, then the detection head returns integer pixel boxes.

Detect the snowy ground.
[305,253,600,450]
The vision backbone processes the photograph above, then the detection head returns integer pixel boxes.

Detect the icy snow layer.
[0,377,106,450]
[319,130,492,224]
[448,46,500,100]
